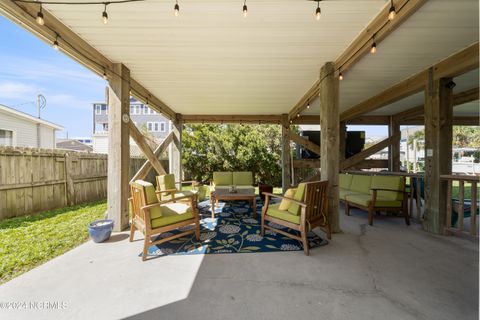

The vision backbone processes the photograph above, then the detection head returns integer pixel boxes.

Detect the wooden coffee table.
[210,188,257,219]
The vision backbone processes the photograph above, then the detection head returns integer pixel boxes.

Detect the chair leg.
[260,210,265,236]
[368,208,374,226]
[129,221,136,242]
[301,230,309,256]
[326,223,332,240]
[195,220,201,241]
[142,237,150,261]
[404,208,410,226]
[345,202,350,216]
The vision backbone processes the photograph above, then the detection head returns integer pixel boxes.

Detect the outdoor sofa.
[340,173,409,226]
[211,171,255,192]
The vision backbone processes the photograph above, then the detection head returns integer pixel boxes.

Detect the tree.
[182,124,284,186]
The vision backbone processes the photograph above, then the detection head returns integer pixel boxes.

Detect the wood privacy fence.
[0,146,167,220]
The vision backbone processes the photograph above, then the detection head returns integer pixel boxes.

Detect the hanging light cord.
[14,0,145,5]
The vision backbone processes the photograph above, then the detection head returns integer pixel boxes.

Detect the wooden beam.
[292,115,390,125]
[288,80,320,121]
[424,71,453,234]
[293,159,389,169]
[288,0,427,122]
[107,63,130,232]
[336,0,428,73]
[281,114,292,192]
[395,87,479,121]
[129,122,167,176]
[388,116,401,171]
[320,62,340,233]
[0,0,176,120]
[340,135,397,170]
[341,42,479,121]
[289,132,321,156]
[401,116,480,126]
[130,132,174,183]
[182,114,282,124]
[169,115,183,180]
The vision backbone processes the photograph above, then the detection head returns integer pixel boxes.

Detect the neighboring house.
[0,104,63,149]
[92,98,170,155]
[71,137,93,148]
[56,139,93,152]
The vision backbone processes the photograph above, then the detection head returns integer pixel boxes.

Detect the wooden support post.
[169,114,183,182]
[107,63,130,232]
[339,121,346,162]
[320,62,340,233]
[281,114,292,193]
[423,68,453,234]
[388,116,401,172]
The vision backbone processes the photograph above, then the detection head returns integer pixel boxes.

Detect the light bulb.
[388,6,396,20]
[102,4,108,24]
[315,7,321,21]
[307,102,310,109]
[53,40,59,50]
[36,7,44,25]
[371,42,377,54]
[339,73,344,81]
[243,4,248,17]
[102,72,107,80]
[174,3,179,17]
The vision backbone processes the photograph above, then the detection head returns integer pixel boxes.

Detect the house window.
[135,105,140,115]
[143,106,149,115]
[160,122,166,132]
[154,122,159,132]
[147,122,153,132]
[95,104,102,115]
[0,129,13,146]
[102,123,108,131]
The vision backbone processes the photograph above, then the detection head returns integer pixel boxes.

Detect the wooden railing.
[442,175,479,237]
[342,170,424,221]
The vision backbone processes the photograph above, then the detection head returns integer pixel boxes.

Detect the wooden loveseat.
[339,173,409,226]
[211,171,255,192]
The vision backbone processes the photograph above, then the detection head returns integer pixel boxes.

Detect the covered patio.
[0,0,478,318]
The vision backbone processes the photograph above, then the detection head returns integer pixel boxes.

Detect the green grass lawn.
[0,201,107,284]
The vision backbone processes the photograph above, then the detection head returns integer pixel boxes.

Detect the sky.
[0,15,388,140]
[0,16,105,138]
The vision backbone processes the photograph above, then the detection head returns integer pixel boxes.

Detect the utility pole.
[37,94,46,148]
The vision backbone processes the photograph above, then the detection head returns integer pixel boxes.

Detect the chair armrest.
[156,189,177,194]
[370,188,403,192]
[262,192,307,208]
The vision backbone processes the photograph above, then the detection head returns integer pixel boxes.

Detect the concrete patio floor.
[0,205,478,320]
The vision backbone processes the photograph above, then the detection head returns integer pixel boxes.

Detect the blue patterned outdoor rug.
[144,198,328,257]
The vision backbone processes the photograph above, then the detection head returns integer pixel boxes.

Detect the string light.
[52,35,59,50]
[315,1,321,21]
[370,38,377,54]
[102,69,108,80]
[102,3,108,24]
[174,0,179,17]
[388,0,396,20]
[307,99,310,109]
[36,4,44,25]
[339,72,344,81]
[243,0,248,18]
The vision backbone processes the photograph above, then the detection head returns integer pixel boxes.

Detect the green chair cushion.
[287,183,306,216]
[213,172,233,186]
[162,190,196,201]
[233,171,253,186]
[196,185,209,201]
[339,174,353,189]
[266,204,300,225]
[350,175,372,194]
[150,203,194,228]
[370,176,404,201]
[279,188,297,210]
[157,174,176,191]
[134,180,162,219]
[339,188,362,201]
[346,193,402,208]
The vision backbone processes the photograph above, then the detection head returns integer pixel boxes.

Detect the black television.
[296,130,365,159]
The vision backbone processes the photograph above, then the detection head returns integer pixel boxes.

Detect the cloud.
[0,81,40,99]
[46,93,93,111]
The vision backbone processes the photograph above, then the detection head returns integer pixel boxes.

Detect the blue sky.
[0,16,105,138]
[0,15,387,140]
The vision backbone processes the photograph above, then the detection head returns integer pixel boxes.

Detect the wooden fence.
[0,146,166,220]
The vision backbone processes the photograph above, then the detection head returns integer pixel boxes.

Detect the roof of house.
[0,104,64,130]
[56,139,93,152]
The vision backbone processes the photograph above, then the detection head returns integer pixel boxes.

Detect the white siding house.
[0,104,63,148]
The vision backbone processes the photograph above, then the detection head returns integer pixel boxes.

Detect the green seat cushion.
[287,183,306,215]
[213,172,233,186]
[162,190,196,201]
[196,185,209,201]
[266,204,300,225]
[371,176,404,201]
[339,174,353,189]
[233,171,253,186]
[350,175,372,194]
[150,203,194,228]
[339,188,362,201]
[157,174,176,191]
[134,180,162,219]
[346,193,402,208]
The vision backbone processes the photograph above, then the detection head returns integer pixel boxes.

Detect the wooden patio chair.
[156,174,199,205]
[130,180,200,261]
[261,181,330,255]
